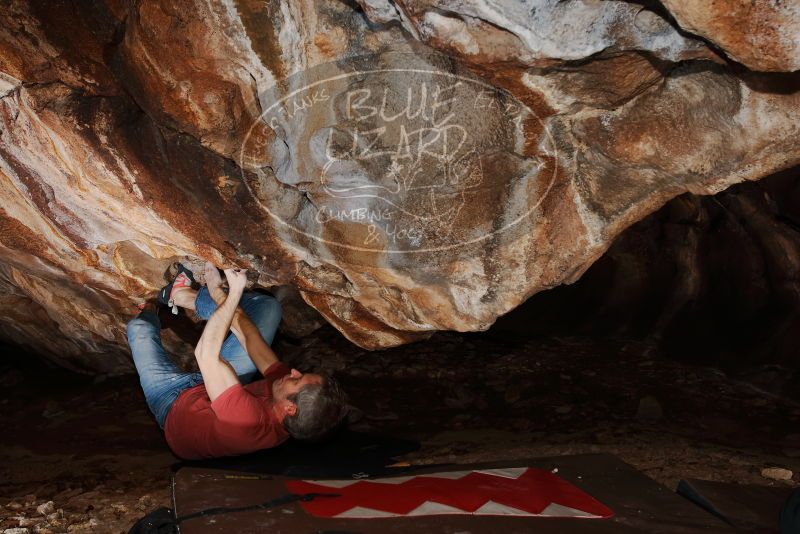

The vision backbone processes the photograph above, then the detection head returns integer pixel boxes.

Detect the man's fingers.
[223,268,248,290]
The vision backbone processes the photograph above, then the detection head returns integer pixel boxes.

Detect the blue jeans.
[126,288,282,428]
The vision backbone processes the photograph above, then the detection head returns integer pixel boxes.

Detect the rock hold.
[34,501,53,517]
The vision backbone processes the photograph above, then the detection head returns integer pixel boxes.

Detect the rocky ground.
[1,325,799,533]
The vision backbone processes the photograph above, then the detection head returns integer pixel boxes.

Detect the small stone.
[4,528,30,534]
[16,519,42,528]
[136,496,155,512]
[35,502,54,517]
[44,519,65,531]
[110,503,128,515]
[636,396,663,422]
[66,518,98,532]
[504,385,521,404]
[761,467,793,481]
[7,502,23,511]
[22,495,37,507]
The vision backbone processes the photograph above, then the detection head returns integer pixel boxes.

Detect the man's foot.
[170,272,193,303]
[158,263,197,312]
[203,261,227,305]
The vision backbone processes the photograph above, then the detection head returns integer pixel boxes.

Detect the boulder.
[0,0,798,372]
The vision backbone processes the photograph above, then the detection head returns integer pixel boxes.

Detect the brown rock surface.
[661,0,800,72]
[0,0,798,372]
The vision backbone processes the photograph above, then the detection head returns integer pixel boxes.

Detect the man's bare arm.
[194,269,247,401]
[205,279,279,374]
[228,309,279,373]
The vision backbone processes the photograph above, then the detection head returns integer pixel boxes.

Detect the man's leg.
[193,287,281,382]
[126,311,202,428]
[172,285,255,374]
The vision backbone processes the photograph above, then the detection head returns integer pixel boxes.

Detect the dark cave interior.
[499,166,800,371]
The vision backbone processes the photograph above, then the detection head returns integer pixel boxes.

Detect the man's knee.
[262,295,282,319]
[126,314,159,341]
[244,293,282,321]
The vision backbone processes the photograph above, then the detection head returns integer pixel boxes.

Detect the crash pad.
[677,478,792,532]
[173,454,735,533]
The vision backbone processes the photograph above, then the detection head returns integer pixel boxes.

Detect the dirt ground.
[1,326,799,533]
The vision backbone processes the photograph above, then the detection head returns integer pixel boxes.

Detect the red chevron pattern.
[285,467,613,519]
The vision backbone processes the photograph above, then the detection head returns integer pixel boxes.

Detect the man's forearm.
[192,289,243,401]
[196,288,242,362]
[230,309,279,373]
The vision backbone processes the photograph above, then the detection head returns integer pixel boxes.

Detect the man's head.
[272,369,348,441]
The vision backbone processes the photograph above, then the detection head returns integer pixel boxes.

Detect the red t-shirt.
[164,362,291,459]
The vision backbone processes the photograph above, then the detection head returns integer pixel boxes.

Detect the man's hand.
[224,268,247,295]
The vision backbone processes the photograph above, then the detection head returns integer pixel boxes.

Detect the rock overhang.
[0,0,799,372]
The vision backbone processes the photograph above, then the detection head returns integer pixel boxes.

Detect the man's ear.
[277,399,297,418]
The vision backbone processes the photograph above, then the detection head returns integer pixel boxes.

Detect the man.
[126,262,347,459]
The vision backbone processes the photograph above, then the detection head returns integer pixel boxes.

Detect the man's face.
[272,368,323,402]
